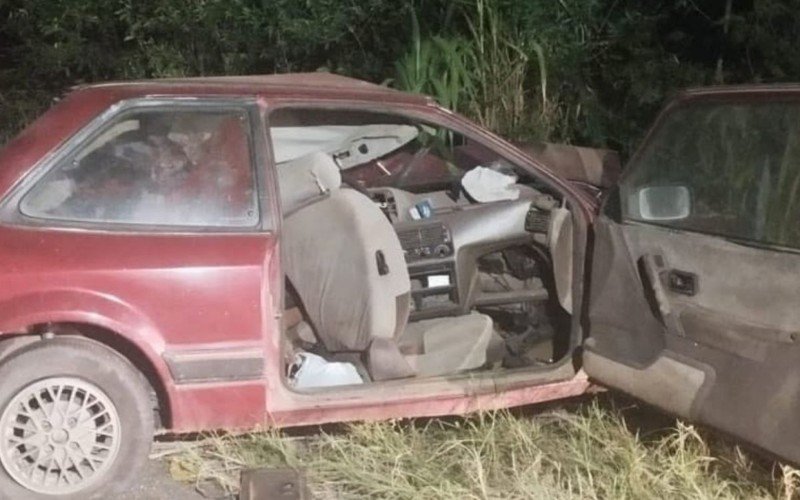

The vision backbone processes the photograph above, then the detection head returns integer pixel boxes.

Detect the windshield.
[271,124,420,166]
[269,108,509,193]
[620,99,800,249]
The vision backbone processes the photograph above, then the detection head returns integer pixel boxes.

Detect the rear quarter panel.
[0,225,275,430]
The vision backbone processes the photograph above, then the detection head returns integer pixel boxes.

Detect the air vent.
[525,209,550,233]
[398,223,449,249]
[397,223,452,261]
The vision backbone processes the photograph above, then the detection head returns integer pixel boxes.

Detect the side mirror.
[637,185,691,221]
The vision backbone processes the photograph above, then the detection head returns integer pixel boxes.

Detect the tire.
[0,335,38,365]
[0,337,154,499]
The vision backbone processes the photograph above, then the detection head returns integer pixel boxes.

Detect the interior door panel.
[586,215,800,462]
[585,217,667,366]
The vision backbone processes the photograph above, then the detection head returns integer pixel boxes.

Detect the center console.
[397,222,452,261]
[396,222,459,318]
[375,185,555,320]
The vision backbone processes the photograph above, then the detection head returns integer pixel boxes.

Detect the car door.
[583,90,800,463]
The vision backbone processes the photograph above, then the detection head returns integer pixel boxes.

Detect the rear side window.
[21,107,259,228]
[620,100,800,249]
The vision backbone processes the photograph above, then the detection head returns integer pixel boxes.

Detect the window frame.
[608,96,800,255]
[1,97,273,234]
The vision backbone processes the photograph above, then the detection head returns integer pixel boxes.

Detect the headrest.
[276,152,342,214]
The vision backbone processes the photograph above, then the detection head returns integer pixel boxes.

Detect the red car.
[0,74,798,498]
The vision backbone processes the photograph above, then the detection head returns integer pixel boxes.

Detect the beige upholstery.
[549,207,573,313]
[276,152,342,214]
[279,152,495,381]
[400,314,494,377]
[283,188,411,353]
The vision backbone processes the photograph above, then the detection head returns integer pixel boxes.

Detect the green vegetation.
[169,398,799,499]
[4,1,800,151]
[393,1,540,140]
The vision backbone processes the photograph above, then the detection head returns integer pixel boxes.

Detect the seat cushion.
[401,313,495,377]
[366,338,416,381]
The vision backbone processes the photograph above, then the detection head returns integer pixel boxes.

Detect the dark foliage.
[2,0,800,154]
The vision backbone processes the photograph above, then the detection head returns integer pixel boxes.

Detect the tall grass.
[169,399,798,499]
[393,0,551,141]
[393,9,474,115]
[463,0,530,136]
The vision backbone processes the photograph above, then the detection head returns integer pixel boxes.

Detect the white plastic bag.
[288,352,364,389]
[461,165,520,203]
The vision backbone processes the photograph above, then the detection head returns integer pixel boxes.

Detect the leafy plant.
[393,0,550,141]
[394,8,475,114]
[463,0,534,139]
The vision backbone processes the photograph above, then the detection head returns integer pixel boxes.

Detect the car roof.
[0,73,435,199]
[71,72,433,106]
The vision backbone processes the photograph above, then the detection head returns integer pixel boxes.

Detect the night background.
[1,0,796,154]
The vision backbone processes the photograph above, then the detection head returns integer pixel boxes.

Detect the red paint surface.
[267,374,594,429]
[0,74,598,432]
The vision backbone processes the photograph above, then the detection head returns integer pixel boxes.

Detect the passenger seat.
[277,152,497,381]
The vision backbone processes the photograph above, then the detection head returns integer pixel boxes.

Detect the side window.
[620,101,800,249]
[21,107,259,228]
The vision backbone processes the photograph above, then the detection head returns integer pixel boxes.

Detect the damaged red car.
[0,75,799,498]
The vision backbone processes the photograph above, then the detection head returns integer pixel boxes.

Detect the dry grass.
[168,397,800,499]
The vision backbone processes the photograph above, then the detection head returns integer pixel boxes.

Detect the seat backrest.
[276,152,342,215]
[280,156,411,357]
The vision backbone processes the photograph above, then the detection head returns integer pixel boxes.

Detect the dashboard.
[368,186,558,319]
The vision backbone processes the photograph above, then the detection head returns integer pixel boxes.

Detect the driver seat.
[278,152,496,381]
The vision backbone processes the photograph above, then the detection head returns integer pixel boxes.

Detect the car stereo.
[396,222,453,262]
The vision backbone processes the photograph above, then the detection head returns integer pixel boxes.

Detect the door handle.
[639,254,686,337]
[667,270,697,296]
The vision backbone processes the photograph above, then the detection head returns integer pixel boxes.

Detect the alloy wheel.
[0,377,122,495]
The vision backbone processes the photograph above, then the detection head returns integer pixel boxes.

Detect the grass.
[393,0,549,142]
[168,396,799,499]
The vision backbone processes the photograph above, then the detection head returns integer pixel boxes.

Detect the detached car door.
[584,90,800,463]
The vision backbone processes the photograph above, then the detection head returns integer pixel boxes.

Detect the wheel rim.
[0,377,122,495]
